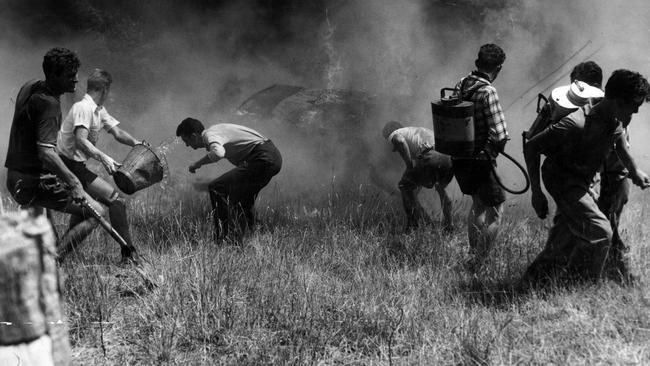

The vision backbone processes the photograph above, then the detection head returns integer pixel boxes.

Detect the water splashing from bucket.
[153,137,180,191]
[113,139,178,195]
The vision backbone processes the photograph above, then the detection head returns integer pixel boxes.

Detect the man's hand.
[70,185,88,204]
[631,169,650,189]
[485,139,507,159]
[531,190,549,219]
[100,154,121,175]
[189,162,201,174]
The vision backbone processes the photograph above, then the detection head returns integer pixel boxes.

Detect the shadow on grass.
[454,271,606,309]
[455,278,524,308]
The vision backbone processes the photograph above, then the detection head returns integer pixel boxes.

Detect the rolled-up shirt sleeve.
[203,129,227,162]
[207,143,224,162]
[69,103,93,130]
[100,107,120,131]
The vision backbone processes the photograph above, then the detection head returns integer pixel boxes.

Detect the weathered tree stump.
[0,211,70,366]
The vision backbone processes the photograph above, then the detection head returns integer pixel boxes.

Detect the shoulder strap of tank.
[459,76,488,102]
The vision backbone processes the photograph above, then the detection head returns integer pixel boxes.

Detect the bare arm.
[615,133,650,188]
[524,142,548,219]
[524,144,543,195]
[189,142,225,173]
[523,118,573,219]
[74,127,121,174]
[37,146,86,201]
[107,125,140,147]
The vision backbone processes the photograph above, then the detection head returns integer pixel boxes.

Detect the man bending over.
[176,118,282,242]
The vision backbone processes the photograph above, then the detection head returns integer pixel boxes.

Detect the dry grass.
[36,181,650,365]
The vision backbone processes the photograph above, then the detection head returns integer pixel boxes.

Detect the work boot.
[119,246,141,266]
[605,258,636,286]
[464,251,485,273]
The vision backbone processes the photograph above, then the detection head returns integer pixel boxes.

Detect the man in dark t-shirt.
[4,48,136,263]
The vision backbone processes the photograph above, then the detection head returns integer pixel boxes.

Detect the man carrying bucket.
[382,121,453,231]
[56,68,144,263]
[176,118,282,242]
[5,48,107,255]
[452,44,509,270]
[523,69,650,285]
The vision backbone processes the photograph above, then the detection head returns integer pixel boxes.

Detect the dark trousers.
[398,149,453,228]
[208,141,282,240]
[524,172,613,282]
[598,175,630,277]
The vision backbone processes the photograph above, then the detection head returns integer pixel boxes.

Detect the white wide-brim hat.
[551,81,604,109]
[550,81,604,120]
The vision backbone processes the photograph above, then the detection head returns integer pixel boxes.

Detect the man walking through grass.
[523,69,650,284]
[382,121,454,231]
[452,44,509,270]
[176,118,282,243]
[565,62,637,282]
[524,62,604,279]
[5,47,108,257]
[56,68,144,263]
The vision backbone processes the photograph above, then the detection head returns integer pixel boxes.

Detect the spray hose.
[486,150,531,195]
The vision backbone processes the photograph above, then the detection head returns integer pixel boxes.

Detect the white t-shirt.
[202,123,267,166]
[388,127,436,161]
[57,94,120,162]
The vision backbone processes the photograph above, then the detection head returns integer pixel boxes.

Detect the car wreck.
[236,85,411,193]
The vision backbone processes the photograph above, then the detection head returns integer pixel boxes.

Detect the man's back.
[389,127,436,161]
[5,80,61,175]
[457,72,508,155]
[542,104,624,184]
[202,123,268,166]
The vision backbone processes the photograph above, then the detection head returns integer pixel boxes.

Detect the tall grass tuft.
[51,182,650,365]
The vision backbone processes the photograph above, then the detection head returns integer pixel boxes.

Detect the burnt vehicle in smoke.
[236,85,411,193]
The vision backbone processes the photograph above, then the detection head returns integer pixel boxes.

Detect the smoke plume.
[1,0,650,201]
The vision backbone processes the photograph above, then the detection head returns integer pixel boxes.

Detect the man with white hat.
[524,63,603,282]
[526,79,605,214]
[522,69,650,285]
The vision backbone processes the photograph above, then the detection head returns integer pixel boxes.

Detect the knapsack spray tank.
[431,87,530,194]
[431,87,476,157]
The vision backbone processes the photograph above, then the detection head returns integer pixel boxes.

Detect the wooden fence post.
[0,211,71,366]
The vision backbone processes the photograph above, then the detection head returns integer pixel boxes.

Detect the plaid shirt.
[456,72,508,156]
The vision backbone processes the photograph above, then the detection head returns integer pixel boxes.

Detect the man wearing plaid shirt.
[453,44,508,270]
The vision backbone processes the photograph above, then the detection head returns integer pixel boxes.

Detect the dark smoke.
[2,0,650,201]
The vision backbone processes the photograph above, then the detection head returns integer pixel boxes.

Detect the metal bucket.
[113,144,164,195]
[431,88,475,157]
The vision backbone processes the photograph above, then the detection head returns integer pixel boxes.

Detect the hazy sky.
[2,0,650,196]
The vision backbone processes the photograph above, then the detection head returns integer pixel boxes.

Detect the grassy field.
[34,178,650,365]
